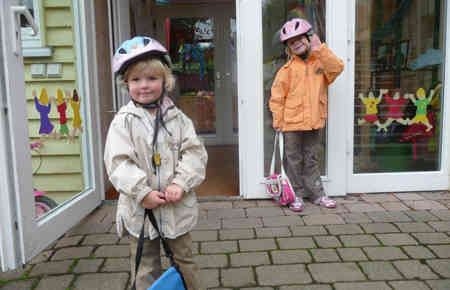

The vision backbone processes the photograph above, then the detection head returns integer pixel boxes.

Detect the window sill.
[22,47,52,58]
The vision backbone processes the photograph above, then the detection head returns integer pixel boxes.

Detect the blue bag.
[132,209,187,290]
[148,266,185,290]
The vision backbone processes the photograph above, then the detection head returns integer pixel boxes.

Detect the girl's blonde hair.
[117,57,176,93]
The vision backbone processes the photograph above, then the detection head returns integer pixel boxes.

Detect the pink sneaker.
[314,196,336,208]
[289,197,305,212]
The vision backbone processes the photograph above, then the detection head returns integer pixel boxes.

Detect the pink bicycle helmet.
[112,36,172,75]
[280,18,313,43]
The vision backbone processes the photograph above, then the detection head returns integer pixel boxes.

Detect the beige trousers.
[129,232,203,290]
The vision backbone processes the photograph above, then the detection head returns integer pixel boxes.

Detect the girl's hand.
[310,34,322,51]
[165,184,184,203]
[141,191,167,209]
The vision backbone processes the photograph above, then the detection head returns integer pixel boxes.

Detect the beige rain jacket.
[104,98,207,240]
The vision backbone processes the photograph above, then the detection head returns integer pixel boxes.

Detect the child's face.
[127,67,164,105]
[287,34,310,56]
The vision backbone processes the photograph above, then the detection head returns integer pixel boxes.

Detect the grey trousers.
[283,130,325,201]
[129,232,203,290]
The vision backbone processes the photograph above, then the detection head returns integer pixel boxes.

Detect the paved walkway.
[1,191,450,289]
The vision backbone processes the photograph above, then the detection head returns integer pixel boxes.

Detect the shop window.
[262,0,326,176]
[354,0,444,173]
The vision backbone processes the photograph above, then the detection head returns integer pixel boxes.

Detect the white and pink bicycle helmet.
[280,18,313,43]
[112,36,172,75]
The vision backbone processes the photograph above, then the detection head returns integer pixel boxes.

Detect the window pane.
[354,0,444,173]
[262,0,326,176]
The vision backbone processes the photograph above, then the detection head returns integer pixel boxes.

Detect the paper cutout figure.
[400,110,435,160]
[381,89,409,131]
[33,88,55,139]
[406,85,441,132]
[68,89,83,140]
[51,88,71,139]
[358,88,387,132]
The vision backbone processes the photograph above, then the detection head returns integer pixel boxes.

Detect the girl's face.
[127,67,164,105]
[287,34,310,56]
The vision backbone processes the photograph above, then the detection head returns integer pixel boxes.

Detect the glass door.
[0,0,102,269]
[349,0,449,192]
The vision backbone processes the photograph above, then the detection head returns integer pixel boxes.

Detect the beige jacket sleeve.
[172,113,208,193]
[103,116,152,205]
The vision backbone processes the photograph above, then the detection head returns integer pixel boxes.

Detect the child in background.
[269,18,344,212]
[104,36,207,290]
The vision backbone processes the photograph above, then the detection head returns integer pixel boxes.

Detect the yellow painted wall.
[25,1,85,205]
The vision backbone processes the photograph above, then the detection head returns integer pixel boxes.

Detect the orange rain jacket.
[269,44,344,131]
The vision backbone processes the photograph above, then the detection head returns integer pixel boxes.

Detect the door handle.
[10,6,39,56]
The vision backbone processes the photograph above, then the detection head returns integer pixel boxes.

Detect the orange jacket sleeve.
[314,44,344,86]
[269,66,289,129]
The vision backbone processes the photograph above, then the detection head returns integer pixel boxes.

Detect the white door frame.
[0,0,103,270]
[238,0,348,198]
[346,0,449,193]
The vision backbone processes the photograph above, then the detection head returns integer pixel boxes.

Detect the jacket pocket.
[319,95,328,118]
[284,105,304,124]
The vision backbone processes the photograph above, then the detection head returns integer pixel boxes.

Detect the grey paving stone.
[340,213,372,224]
[219,229,254,240]
[366,211,412,222]
[195,218,221,230]
[199,269,220,288]
[308,263,365,282]
[426,279,450,290]
[280,285,332,290]
[29,260,73,276]
[303,214,345,225]
[426,259,450,278]
[311,249,341,262]
[55,236,84,248]
[271,250,312,264]
[360,223,399,233]
[344,203,385,212]
[412,233,450,244]
[334,281,391,290]
[72,273,129,290]
[1,280,36,290]
[380,202,410,211]
[394,260,439,279]
[326,224,363,235]
[67,205,115,236]
[340,235,380,247]
[246,207,285,217]
[375,233,418,245]
[191,230,218,241]
[102,258,129,272]
[337,248,368,261]
[0,266,30,280]
[359,261,403,280]
[419,191,450,200]
[404,200,447,210]
[194,254,228,268]
[363,246,408,260]
[314,236,342,248]
[428,245,450,258]
[30,251,53,264]
[52,246,94,260]
[402,246,436,259]
[428,221,450,232]
[262,216,304,227]
[82,234,119,245]
[291,225,327,236]
[221,267,256,287]
[404,210,440,222]
[201,241,238,254]
[395,222,435,232]
[199,201,232,209]
[73,259,104,273]
[239,238,277,251]
[230,252,270,266]
[388,280,431,290]
[94,245,129,257]
[207,208,245,219]
[35,274,73,290]
[257,199,280,207]
[395,193,425,200]
[430,210,450,221]
[257,264,312,285]
[256,227,291,238]
[277,237,316,249]
[232,200,257,208]
[222,217,263,229]
[361,194,399,203]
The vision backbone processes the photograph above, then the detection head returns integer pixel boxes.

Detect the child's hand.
[165,184,184,203]
[309,34,322,51]
[141,191,166,209]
